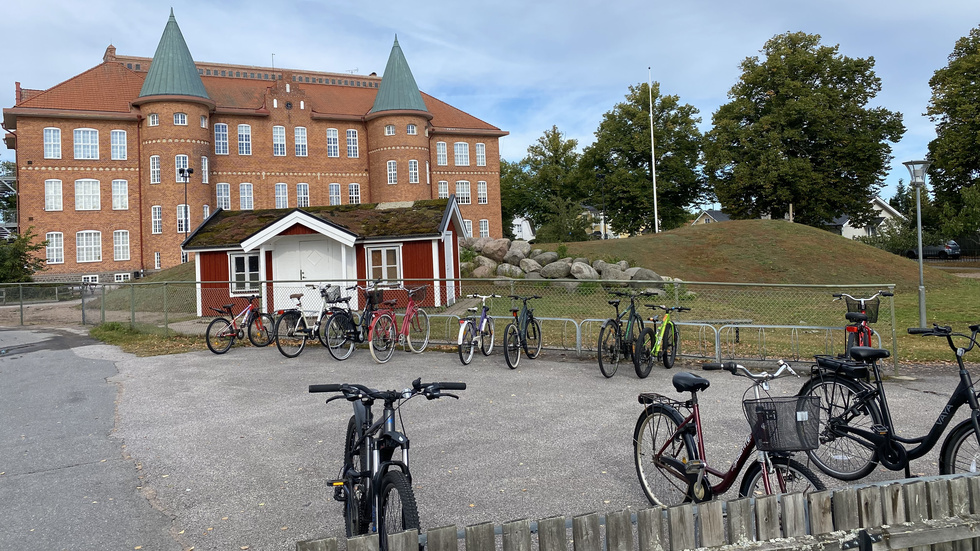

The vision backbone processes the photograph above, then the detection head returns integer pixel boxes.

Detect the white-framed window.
[175,155,189,182]
[454,142,470,166]
[216,183,230,209]
[200,115,208,128]
[463,219,473,238]
[437,181,448,199]
[81,275,99,284]
[275,183,288,208]
[229,252,260,295]
[182,251,189,264]
[436,142,447,166]
[367,246,401,285]
[240,183,253,209]
[479,219,490,237]
[45,232,64,264]
[329,183,342,205]
[155,252,161,270]
[75,179,100,211]
[111,130,127,160]
[327,128,339,157]
[273,126,286,156]
[238,124,251,155]
[151,206,162,234]
[201,156,209,184]
[74,128,99,160]
[384,124,395,136]
[43,127,62,159]
[456,180,471,204]
[113,230,130,261]
[476,143,487,166]
[174,112,187,126]
[214,123,229,155]
[112,179,129,210]
[295,127,308,156]
[407,124,417,135]
[177,204,189,233]
[297,183,310,208]
[45,179,63,211]
[348,183,361,204]
[148,114,159,127]
[115,272,132,282]
[478,181,488,204]
[76,231,102,263]
[387,160,397,184]
[150,155,161,184]
[408,160,419,183]
[203,204,210,219]
[346,129,359,157]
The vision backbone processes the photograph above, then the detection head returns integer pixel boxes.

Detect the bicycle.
[273,283,341,358]
[834,290,893,357]
[633,304,691,376]
[503,295,542,369]
[322,283,385,361]
[457,294,500,365]
[633,360,824,506]
[205,294,275,354]
[309,378,466,546]
[798,324,980,481]
[597,290,653,378]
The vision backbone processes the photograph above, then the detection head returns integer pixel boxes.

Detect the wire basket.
[364,287,384,306]
[742,395,820,452]
[408,286,427,302]
[845,296,880,323]
[320,285,341,303]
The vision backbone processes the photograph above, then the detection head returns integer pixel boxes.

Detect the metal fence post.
[81,284,86,325]
[164,282,169,335]
[889,285,899,374]
[130,283,136,329]
[101,284,106,324]
[19,284,24,326]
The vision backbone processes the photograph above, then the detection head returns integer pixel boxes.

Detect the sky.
[3,0,979,207]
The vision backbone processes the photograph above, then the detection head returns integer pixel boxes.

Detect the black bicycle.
[597,290,653,378]
[503,295,542,369]
[309,379,465,546]
[798,323,980,481]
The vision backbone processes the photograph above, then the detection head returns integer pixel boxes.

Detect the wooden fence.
[297,474,980,551]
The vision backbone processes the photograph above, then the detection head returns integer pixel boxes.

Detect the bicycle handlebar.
[467,294,501,300]
[834,290,894,301]
[507,295,541,301]
[702,359,798,381]
[644,304,691,312]
[908,324,980,353]
[309,378,467,401]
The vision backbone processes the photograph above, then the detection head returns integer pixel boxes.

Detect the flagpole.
[648,67,659,233]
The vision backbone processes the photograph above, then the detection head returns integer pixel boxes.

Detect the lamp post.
[903,160,931,328]
[178,167,194,262]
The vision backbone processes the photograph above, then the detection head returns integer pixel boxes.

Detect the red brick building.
[2,10,506,282]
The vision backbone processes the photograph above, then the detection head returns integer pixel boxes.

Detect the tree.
[0,226,47,282]
[533,194,591,243]
[0,161,15,227]
[926,25,980,235]
[500,126,582,230]
[703,32,905,228]
[581,82,706,234]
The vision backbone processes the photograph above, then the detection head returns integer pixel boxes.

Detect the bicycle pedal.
[871,424,889,435]
[685,459,704,474]
[329,480,346,501]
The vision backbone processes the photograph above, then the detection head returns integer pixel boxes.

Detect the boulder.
[532,251,559,266]
[503,249,526,266]
[601,264,629,285]
[496,263,524,278]
[471,236,492,252]
[510,240,532,258]
[474,256,498,272]
[552,280,581,292]
[617,260,630,271]
[525,271,545,280]
[472,265,495,279]
[629,268,664,288]
[625,267,643,279]
[573,257,590,266]
[539,260,572,279]
[530,249,543,258]
[482,238,511,263]
[570,261,599,280]
[593,259,608,273]
[459,261,475,274]
[519,258,543,273]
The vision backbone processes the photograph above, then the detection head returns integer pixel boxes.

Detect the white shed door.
[274,236,344,312]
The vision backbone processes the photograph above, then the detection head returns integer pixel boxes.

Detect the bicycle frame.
[457,297,492,343]
[397,287,425,339]
[647,312,673,355]
[610,296,643,341]
[211,297,257,332]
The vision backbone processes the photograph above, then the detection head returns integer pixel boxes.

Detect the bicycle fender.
[456,322,468,345]
[352,401,369,437]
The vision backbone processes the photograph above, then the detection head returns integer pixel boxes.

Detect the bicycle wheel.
[624,313,643,361]
[406,309,430,353]
[369,313,398,364]
[738,456,826,497]
[524,317,543,359]
[325,313,356,361]
[342,416,369,537]
[633,404,698,507]
[479,317,495,356]
[503,323,521,369]
[940,419,980,474]
[597,320,621,378]
[378,470,420,545]
[661,323,678,369]
[274,311,307,358]
[206,317,235,354]
[247,313,275,347]
[798,374,882,480]
[458,321,476,365]
[633,327,656,378]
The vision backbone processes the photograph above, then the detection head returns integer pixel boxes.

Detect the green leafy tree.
[926,25,980,235]
[0,226,47,282]
[501,126,582,230]
[0,161,15,226]
[581,82,706,234]
[704,32,905,228]
[533,194,591,243]
[499,158,530,240]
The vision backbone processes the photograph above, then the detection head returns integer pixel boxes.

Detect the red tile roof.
[16,63,144,113]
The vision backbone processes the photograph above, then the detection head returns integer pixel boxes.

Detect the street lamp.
[903,159,931,328]
[178,167,194,263]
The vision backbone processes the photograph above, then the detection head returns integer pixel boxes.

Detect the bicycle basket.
[409,286,427,302]
[742,395,820,452]
[844,296,880,323]
[321,285,341,302]
[365,287,384,305]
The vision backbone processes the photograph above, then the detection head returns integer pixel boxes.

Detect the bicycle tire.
[369,313,397,364]
[458,321,476,365]
[633,327,656,378]
[798,374,882,480]
[479,316,495,356]
[633,403,698,507]
[274,310,307,358]
[939,419,980,475]
[325,313,356,361]
[525,317,543,359]
[661,323,678,369]
[343,416,369,537]
[625,313,643,361]
[597,320,621,378]
[378,470,420,546]
[406,309,430,353]
[206,317,235,354]
[247,313,275,347]
[738,456,826,497]
[504,323,521,369]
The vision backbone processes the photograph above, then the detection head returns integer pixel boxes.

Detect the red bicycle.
[205,294,275,354]
[834,290,892,357]
[366,285,430,363]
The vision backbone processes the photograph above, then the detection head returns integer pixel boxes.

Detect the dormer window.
[385,125,395,136]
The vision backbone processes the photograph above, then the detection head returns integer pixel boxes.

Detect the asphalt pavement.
[1,327,972,551]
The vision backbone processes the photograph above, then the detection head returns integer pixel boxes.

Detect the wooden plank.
[808,490,835,535]
[781,493,807,538]
[538,515,567,551]
[605,509,633,551]
[347,533,380,551]
[966,476,980,551]
[906,480,930,551]
[465,522,495,551]
[833,487,860,531]
[425,525,459,551]
[387,530,419,551]
[882,482,909,525]
[727,497,755,544]
[948,477,973,551]
[636,507,665,551]
[572,512,601,551]
[858,485,884,528]
[755,494,780,541]
[296,538,337,551]
[929,479,955,551]
[877,515,980,549]
[666,504,695,551]
[698,501,725,547]
[502,519,532,551]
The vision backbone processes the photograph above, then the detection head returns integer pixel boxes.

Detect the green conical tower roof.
[139,9,209,99]
[370,36,427,114]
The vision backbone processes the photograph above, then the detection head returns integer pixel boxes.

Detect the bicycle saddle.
[849,346,890,363]
[608,300,621,306]
[672,372,710,393]
[845,312,868,323]
[289,293,303,300]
